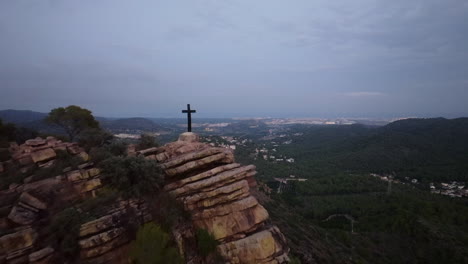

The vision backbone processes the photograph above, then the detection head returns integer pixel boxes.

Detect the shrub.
[89,147,112,164]
[149,192,190,230]
[100,156,163,198]
[196,228,218,257]
[49,207,91,258]
[33,150,84,181]
[289,256,302,264]
[129,222,183,264]
[78,188,119,217]
[106,140,128,156]
[89,139,128,165]
[78,128,114,151]
[137,133,158,150]
[0,163,26,189]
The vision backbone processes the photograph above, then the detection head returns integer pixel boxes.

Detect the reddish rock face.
[25,138,47,147]
[0,135,289,264]
[142,132,290,263]
[0,228,38,256]
[0,137,107,264]
[30,148,56,163]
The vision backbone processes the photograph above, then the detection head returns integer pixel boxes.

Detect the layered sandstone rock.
[1,134,290,263]
[0,137,104,263]
[140,132,290,264]
[77,199,151,264]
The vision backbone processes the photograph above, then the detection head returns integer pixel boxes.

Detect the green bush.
[49,207,91,258]
[149,192,190,230]
[0,163,26,189]
[106,140,128,156]
[130,222,183,264]
[78,128,114,151]
[100,156,163,198]
[78,188,119,217]
[196,228,218,257]
[89,140,128,165]
[289,256,302,264]
[33,150,84,181]
[137,133,158,150]
[89,147,113,164]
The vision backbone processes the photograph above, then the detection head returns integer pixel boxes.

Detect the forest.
[232,118,468,263]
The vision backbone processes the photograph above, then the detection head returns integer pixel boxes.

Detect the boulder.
[25,138,46,147]
[28,247,54,262]
[46,137,59,146]
[79,233,129,259]
[136,147,160,156]
[79,213,123,237]
[5,246,32,263]
[78,178,102,193]
[79,227,125,249]
[67,170,87,182]
[8,205,37,225]
[0,228,37,255]
[17,155,34,166]
[38,159,56,168]
[9,142,19,152]
[217,227,289,264]
[195,204,269,241]
[67,144,84,155]
[30,148,56,163]
[77,151,90,162]
[78,162,94,170]
[86,168,101,178]
[19,192,47,210]
[22,177,61,193]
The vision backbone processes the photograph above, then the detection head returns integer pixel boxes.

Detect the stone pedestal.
[178,132,200,143]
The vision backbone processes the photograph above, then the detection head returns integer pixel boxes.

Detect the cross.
[182,104,196,132]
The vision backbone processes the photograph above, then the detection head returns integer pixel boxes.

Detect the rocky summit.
[138,132,290,264]
[0,134,289,263]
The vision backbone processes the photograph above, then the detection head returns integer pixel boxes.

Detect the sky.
[0,0,467,118]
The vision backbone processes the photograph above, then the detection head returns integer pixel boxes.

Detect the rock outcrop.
[139,132,290,264]
[0,134,290,264]
[77,199,151,264]
[0,137,117,264]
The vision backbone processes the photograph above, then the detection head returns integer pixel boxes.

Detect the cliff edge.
[138,132,290,264]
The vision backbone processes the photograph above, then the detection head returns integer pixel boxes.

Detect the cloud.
[343,92,387,97]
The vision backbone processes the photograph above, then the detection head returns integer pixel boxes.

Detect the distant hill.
[0,110,163,134]
[100,117,161,132]
[263,118,468,183]
[0,109,47,124]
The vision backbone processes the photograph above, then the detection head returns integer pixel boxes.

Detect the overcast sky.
[1,0,467,118]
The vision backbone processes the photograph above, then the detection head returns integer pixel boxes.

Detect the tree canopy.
[45,105,100,141]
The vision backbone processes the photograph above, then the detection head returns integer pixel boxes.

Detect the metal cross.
[182,104,196,132]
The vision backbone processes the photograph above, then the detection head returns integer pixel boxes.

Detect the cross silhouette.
[182,104,196,132]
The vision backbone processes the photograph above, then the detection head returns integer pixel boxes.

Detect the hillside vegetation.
[232,118,468,263]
